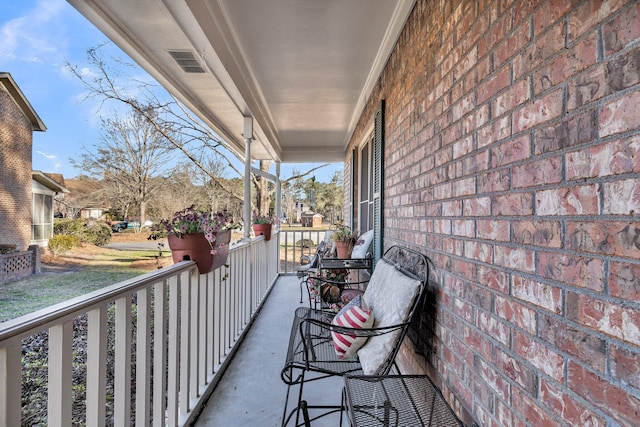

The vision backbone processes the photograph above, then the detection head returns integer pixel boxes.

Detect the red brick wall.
[0,82,34,251]
[348,0,640,425]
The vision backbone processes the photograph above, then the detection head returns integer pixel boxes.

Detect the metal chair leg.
[300,400,311,427]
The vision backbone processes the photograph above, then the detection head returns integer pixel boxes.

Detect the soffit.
[67,0,415,162]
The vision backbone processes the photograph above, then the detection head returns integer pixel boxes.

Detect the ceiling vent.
[168,50,205,73]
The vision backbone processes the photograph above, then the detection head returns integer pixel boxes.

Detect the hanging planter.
[167,230,231,274]
[149,205,238,275]
[251,213,279,241]
[252,223,273,241]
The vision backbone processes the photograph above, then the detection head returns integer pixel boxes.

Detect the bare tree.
[71,110,172,227]
[67,43,331,218]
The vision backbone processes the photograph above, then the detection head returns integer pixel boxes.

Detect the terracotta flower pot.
[252,223,272,241]
[167,230,231,274]
[335,241,352,259]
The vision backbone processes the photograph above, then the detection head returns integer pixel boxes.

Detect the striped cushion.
[331,295,374,359]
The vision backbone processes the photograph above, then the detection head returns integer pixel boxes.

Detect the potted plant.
[252,213,279,241]
[149,205,238,274]
[332,225,359,258]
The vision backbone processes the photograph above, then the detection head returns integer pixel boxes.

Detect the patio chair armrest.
[303,317,407,338]
[304,276,368,287]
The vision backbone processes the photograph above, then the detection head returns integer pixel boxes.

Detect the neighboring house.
[60,178,109,220]
[0,72,46,251]
[300,212,322,228]
[0,72,47,284]
[31,171,68,247]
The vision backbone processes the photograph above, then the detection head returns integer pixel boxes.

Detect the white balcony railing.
[0,235,279,427]
[278,229,330,274]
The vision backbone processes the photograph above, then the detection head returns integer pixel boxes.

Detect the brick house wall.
[0,80,34,251]
[347,0,640,425]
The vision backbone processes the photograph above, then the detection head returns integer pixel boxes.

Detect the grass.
[0,227,332,322]
[0,245,170,322]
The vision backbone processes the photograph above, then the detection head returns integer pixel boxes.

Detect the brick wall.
[0,82,34,251]
[348,0,640,425]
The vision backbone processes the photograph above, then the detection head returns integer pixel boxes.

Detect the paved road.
[104,241,168,251]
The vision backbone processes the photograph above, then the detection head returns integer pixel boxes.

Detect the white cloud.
[36,151,57,160]
[0,0,67,63]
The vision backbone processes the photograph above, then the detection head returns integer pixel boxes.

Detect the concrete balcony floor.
[195,275,343,427]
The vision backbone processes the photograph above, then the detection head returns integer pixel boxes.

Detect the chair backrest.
[305,231,336,268]
[357,245,431,375]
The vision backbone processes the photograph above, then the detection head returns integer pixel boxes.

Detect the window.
[32,193,53,241]
[359,133,374,233]
[352,101,384,262]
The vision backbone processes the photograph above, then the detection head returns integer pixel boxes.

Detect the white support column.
[243,116,253,240]
[275,162,281,229]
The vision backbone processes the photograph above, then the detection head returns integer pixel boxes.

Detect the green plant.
[149,205,238,254]
[295,239,314,248]
[0,244,16,254]
[332,225,359,246]
[48,234,80,257]
[82,221,112,246]
[53,219,112,246]
[54,218,85,236]
[252,213,280,225]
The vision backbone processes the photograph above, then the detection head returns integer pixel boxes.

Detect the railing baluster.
[213,267,221,366]
[114,296,132,426]
[0,337,22,427]
[199,273,208,385]
[86,305,107,427]
[153,280,167,427]
[49,320,73,427]
[179,270,191,416]
[167,275,180,426]
[136,287,152,426]
[206,272,214,377]
[189,269,199,402]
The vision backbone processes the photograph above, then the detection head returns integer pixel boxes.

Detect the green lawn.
[0,249,165,322]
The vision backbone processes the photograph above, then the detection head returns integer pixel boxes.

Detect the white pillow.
[351,230,373,259]
[358,259,421,374]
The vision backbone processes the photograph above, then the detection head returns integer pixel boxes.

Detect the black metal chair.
[295,234,335,303]
[281,245,432,426]
[301,230,374,309]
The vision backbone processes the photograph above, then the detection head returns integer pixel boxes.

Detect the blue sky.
[1,0,342,183]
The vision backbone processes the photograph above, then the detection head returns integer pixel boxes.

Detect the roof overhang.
[0,72,47,132]
[66,0,415,163]
[32,171,69,193]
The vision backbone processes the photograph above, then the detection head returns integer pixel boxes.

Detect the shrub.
[48,235,80,257]
[54,219,112,246]
[82,221,112,246]
[54,218,85,236]
[295,239,314,248]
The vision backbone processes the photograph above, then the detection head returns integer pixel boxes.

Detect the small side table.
[343,375,463,426]
[319,258,372,288]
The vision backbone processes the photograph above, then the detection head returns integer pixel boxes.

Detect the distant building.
[61,178,109,220]
[0,72,46,251]
[32,171,68,246]
[0,72,48,283]
[300,212,322,227]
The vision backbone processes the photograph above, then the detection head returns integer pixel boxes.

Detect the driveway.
[104,241,168,251]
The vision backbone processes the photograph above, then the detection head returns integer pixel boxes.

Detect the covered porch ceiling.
[67,0,415,163]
